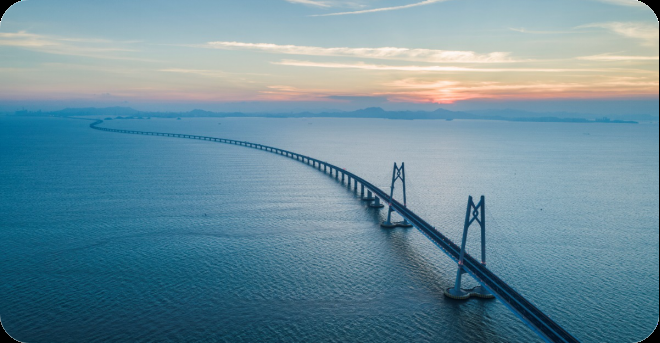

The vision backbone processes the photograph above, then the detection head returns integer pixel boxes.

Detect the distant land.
[8,106,657,124]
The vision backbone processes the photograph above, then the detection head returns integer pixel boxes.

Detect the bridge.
[89,119,580,343]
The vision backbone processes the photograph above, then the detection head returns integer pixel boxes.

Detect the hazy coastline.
[9,106,653,124]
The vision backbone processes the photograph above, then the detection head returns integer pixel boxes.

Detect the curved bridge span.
[90,120,579,343]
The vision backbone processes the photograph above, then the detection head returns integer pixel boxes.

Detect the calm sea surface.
[1,116,658,343]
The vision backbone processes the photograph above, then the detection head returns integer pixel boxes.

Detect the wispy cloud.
[577,53,659,61]
[578,22,659,46]
[311,0,450,16]
[286,0,331,8]
[0,31,154,61]
[260,85,342,101]
[201,41,515,63]
[274,59,617,73]
[509,27,574,34]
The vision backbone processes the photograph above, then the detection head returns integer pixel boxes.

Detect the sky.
[0,0,658,114]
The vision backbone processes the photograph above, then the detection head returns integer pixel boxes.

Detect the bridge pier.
[362,190,374,201]
[360,184,365,197]
[445,196,493,300]
[369,196,385,208]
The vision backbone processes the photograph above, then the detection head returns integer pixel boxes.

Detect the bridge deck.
[89,120,580,343]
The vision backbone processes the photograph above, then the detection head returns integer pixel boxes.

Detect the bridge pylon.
[380,163,413,228]
[444,195,494,300]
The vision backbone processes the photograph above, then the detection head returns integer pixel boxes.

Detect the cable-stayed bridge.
[89,119,580,343]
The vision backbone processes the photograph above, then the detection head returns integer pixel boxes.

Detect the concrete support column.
[369,196,384,208]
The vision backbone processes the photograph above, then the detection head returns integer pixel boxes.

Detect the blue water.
[1,116,658,342]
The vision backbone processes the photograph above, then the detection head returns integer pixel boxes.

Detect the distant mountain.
[12,106,639,124]
[467,108,656,122]
[53,107,141,116]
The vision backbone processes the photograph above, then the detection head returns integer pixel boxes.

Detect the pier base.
[469,286,494,299]
[444,287,470,300]
[369,197,385,208]
[444,286,495,300]
[380,220,414,228]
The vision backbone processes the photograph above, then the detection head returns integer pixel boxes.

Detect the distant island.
[9,106,645,124]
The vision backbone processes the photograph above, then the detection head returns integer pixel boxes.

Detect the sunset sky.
[1,0,658,113]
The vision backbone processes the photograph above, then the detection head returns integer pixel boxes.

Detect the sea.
[1,116,658,343]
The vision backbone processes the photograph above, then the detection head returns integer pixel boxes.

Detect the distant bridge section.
[89,120,580,343]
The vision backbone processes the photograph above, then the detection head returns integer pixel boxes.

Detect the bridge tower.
[380,163,413,228]
[444,196,494,299]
